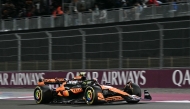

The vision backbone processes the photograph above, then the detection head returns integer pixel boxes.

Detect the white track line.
[155,100,190,103]
[0,96,33,99]
[0,96,190,103]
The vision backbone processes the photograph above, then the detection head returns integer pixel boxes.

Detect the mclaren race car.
[34,72,152,105]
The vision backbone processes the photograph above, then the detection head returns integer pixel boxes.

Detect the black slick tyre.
[84,86,102,105]
[34,85,53,104]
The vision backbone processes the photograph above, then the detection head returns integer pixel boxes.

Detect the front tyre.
[34,85,53,104]
[84,86,102,105]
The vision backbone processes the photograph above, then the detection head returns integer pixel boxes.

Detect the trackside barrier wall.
[0,69,189,88]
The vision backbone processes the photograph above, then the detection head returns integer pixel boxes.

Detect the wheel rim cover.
[35,89,41,100]
[86,89,93,101]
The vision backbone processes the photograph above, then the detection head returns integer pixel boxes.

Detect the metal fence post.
[15,34,21,72]
[13,19,16,31]
[78,13,82,25]
[25,18,29,30]
[45,31,52,71]
[116,26,123,69]
[64,14,68,27]
[92,11,95,24]
[1,20,4,31]
[51,15,55,28]
[155,23,164,69]
[79,28,86,70]
[152,4,156,19]
[38,16,41,29]
[119,8,123,22]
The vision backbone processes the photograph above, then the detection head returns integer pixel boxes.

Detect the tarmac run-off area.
[0,88,190,109]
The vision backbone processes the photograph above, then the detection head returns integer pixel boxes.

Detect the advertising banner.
[0,69,190,88]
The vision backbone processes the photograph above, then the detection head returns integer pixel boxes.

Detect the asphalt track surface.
[0,88,190,109]
[1,88,190,93]
[0,100,190,109]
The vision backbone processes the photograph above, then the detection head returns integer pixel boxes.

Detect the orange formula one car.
[34,72,152,105]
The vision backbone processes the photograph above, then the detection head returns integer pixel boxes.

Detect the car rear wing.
[37,78,66,86]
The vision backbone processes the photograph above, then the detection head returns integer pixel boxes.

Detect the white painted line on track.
[0,96,33,99]
[0,97,11,99]
[16,96,33,98]
[155,100,190,103]
[1,96,190,104]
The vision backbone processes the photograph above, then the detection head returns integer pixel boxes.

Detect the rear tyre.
[34,85,53,104]
[124,83,141,103]
[84,86,102,105]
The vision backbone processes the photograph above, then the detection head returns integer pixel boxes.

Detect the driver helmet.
[79,72,87,80]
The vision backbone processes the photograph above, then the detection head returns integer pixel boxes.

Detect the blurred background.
[0,0,190,71]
